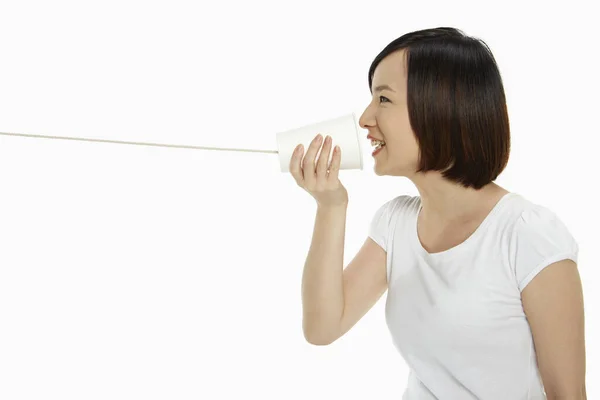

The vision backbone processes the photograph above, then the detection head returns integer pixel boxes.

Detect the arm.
[301,206,388,345]
[521,259,586,399]
[301,204,348,345]
[294,133,388,345]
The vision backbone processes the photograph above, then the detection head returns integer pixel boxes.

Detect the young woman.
[290,27,586,399]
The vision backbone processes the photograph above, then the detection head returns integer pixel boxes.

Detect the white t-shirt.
[368,192,578,399]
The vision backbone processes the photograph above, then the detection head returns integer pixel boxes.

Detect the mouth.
[370,139,386,150]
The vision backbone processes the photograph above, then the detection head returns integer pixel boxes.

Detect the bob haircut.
[368,27,510,190]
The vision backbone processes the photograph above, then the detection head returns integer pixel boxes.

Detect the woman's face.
[359,49,420,177]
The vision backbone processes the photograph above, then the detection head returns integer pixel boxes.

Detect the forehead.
[371,49,407,92]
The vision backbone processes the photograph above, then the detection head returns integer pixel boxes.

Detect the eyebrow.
[372,84,395,93]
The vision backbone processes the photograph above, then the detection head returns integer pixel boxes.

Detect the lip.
[367,134,384,141]
[372,144,385,156]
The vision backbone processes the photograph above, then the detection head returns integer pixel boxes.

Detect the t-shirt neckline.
[411,192,517,258]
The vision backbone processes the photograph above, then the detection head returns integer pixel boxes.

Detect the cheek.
[379,109,416,150]
[388,133,420,163]
[384,110,412,136]
[387,124,417,150]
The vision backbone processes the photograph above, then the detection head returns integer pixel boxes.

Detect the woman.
[290,27,586,399]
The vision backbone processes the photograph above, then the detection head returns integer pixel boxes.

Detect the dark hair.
[368,27,510,190]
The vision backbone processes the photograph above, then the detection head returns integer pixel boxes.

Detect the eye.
[379,96,390,103]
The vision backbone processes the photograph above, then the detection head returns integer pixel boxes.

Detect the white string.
[0,131,279,154]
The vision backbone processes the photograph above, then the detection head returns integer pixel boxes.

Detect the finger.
[289,144,305,185]
[302,134,323,187]
[316,135,332,178]
[327,145,341,181]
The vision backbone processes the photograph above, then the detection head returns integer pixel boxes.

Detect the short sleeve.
[368,196,407,251]
[511,204,579,292]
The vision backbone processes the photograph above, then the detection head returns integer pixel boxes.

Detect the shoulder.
[374,194,420,216]
[494,193,573,233]
[369,195,419,251]
[370,195,414,228]
[503,194,579,291]
[509,195,576,244]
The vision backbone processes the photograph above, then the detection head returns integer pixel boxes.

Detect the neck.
[410,171,507,223]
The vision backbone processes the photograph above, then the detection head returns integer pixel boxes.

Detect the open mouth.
[371,139,386,150]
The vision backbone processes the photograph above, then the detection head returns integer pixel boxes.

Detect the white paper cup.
[275,113,364,173]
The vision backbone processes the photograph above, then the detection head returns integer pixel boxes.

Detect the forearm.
[301,203,348,344]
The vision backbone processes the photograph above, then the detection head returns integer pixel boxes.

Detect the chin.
[373,164,387,176]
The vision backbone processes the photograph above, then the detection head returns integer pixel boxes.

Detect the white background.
[0,0,597,398]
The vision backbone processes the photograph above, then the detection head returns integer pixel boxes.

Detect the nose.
[358,103,375,130]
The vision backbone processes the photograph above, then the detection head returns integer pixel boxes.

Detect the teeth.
[371,139,385,148]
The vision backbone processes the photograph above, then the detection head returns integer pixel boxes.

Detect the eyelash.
[379,96,390,104]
